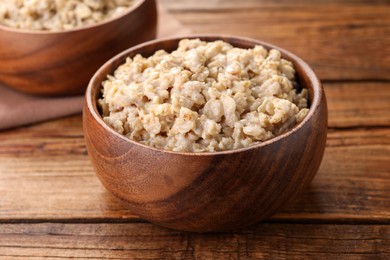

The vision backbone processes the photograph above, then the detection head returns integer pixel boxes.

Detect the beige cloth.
[0,5,191,130]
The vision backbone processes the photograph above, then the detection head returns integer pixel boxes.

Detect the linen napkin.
[0,5,191,130]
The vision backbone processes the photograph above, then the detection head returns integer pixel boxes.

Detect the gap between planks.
[0,217,389,225]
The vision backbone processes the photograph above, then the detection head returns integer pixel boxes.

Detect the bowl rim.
[0,0,147,34]
[85,34,324,156]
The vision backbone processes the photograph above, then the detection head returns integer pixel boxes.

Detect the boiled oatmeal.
[99,39,310,152]
[0,0,135,31]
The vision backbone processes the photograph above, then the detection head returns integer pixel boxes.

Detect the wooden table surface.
[1,0,389,258]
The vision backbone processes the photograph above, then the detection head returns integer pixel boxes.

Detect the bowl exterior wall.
[0,0,157,96]
[84,91,327,233]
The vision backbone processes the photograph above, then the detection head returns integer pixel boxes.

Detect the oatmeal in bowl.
[0,0,136,31]
[0,0,157,96]
[99,39,310,152]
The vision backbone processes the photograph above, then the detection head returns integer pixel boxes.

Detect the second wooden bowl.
[83,35,328,232]
[0,0,157,96]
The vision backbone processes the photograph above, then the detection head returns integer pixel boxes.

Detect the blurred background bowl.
[0,0,157,96]
[83,35,328,232]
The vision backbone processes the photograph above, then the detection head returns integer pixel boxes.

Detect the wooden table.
[1,0,389,258]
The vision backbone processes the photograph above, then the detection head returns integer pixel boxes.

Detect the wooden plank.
[0,114,389,223]
[0,116,137,221]
[325,82,390,128]
[161,4,390,81]
[160,0,390,10]
[0,223,388,259]
[275,128,390,222]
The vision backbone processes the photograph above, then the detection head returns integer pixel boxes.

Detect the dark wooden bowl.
[0,0,157,96]
[83,35,328,232]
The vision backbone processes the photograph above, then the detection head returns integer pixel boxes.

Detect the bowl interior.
[87,35,322,154]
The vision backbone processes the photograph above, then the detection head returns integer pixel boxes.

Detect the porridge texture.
[0,0,135,31]
[99,39,310,152]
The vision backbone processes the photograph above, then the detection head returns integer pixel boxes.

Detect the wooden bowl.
[83,35,328,232]
[0,0,157,96]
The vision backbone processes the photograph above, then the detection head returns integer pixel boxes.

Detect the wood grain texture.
[0,119,389,223]
[160,2,390,81]
[0,0,157,96]
[276,127,390,222]
[0,223,388,259]
[325,82,390,128]
[0,81,389,222]
[160,0,390,9]
[0,0,389,256]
